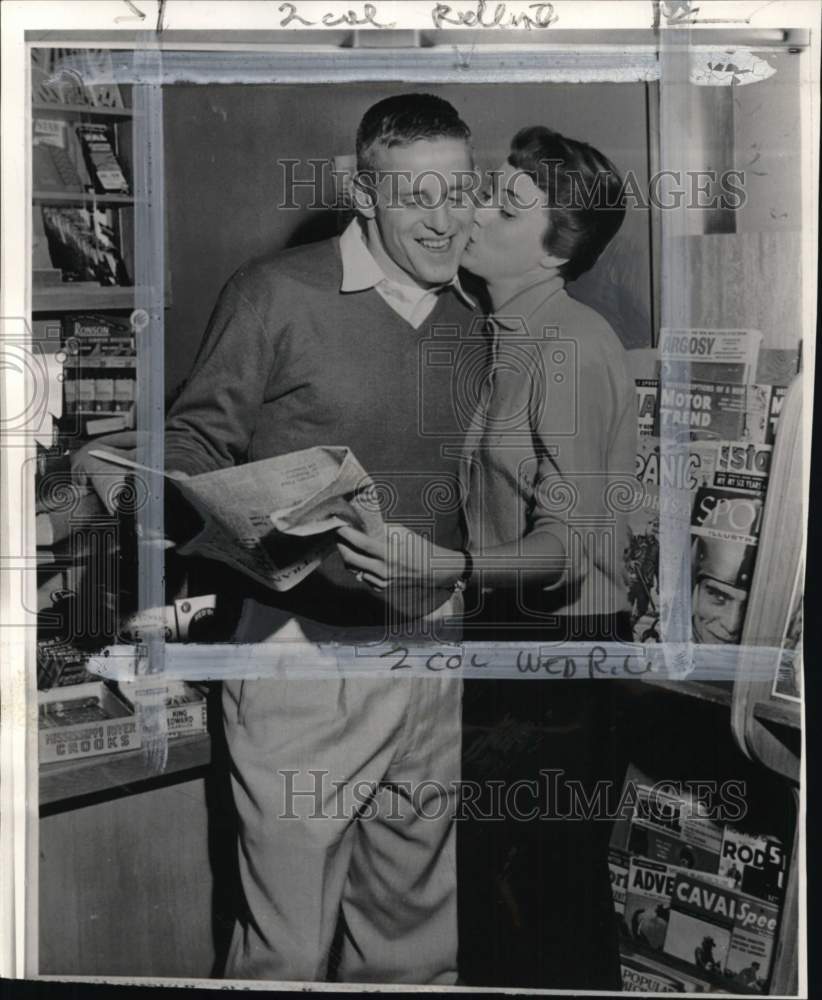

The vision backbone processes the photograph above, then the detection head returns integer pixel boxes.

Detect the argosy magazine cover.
[0,0,817,995]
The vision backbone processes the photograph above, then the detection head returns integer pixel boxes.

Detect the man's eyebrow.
[408,176,475,194]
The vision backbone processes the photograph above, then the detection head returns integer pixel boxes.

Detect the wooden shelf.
[33,190,133,205]
[34,285,170,312]
[72,408,131,416]
[636,676,733,707]
[65,356,136,368]
[33,285,135,311]
[753,699,801,730]
[33,102,133,120]
[40,732,212,810]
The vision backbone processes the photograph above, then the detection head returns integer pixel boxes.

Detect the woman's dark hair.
[356,93,472,174]
[507,126,626,282]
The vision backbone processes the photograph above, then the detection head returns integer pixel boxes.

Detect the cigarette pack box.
[118,680,208,739]
[39,680,140,763]
[94,377,115,411]
[113,378,134,410]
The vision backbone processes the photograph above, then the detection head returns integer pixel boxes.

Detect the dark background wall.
[162,81,655,398]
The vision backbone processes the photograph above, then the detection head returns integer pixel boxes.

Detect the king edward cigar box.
[117,680,208,739]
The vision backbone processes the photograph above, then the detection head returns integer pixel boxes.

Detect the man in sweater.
[78,94,478,984]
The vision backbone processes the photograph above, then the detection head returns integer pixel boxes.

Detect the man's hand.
[70,431,187,516]
[70,430,142,514]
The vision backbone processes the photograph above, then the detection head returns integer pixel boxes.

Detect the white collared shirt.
[339,218,474,329]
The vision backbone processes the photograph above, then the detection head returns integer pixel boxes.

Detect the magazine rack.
[728,374,803,996]
[623,378,804,995]
[731,374,803,782]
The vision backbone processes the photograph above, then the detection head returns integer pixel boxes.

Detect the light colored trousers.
[222,598,463,985]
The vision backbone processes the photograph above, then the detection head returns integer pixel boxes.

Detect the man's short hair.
[356,93,472,174]
[507,126,626,282]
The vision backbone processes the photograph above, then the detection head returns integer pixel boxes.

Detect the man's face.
[692,577,748,644]
[362,138,476,287]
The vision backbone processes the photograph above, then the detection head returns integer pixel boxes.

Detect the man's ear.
[352,171,377,219]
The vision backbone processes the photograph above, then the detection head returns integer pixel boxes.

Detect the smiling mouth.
[416,236,452,252]
[704,627,735,643]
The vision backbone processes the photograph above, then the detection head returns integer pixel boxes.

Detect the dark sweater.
[165,237,479,625]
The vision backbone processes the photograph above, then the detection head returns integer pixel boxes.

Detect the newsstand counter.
[38,726,233,978]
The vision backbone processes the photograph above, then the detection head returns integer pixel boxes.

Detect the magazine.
[655,380,768,442]
[718,828,786,904]
[628,782,723,874]
[610,765,786,994]
[772,559,803,703]
[626,376,784,644]
[724,895,779,993]
[609,846,630,941]
[664,871,779,992]
[657,328,762,385]
[624,857,679,953]
[90,445,383,592]
[620,952,711,993]
[663,871,736,975]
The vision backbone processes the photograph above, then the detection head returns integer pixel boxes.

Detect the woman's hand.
[336,523,464,593]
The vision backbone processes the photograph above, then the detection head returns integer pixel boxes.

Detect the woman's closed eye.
[499,190,518,218]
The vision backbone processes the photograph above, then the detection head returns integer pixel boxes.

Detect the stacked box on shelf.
[39,680,140,763]
[74,123,130,195]
[33,117,90,194]
[118,680,209,739]
[31,48,126,110]
[36,473,104,619]
[32,49,146,770]
[40,204,130,287]
[37,636,97,690]
[32,49,133,292]
[35,467,127,667]
[61,313,135,435]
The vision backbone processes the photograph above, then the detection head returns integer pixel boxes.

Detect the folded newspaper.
[90,445,382,591]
